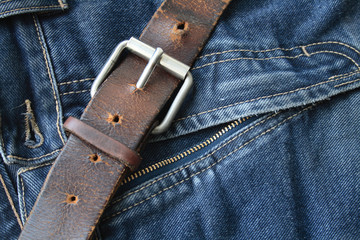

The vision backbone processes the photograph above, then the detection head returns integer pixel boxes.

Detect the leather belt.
[19,0,232,239]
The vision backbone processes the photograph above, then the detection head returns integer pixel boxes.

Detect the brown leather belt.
[19,0,232,239]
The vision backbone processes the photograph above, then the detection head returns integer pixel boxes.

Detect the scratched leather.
[64,117,141,171]
[19,0,232,239]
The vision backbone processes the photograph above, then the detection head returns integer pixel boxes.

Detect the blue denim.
[1,0,360,239]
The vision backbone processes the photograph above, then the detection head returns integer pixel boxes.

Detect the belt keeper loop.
[64,117,141,171]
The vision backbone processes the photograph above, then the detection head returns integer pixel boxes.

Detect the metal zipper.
[121,116,250,185]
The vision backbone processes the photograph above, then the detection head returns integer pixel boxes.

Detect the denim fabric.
[1,0,360,239]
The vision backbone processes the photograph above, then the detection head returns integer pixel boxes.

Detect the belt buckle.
[90,37,193,134]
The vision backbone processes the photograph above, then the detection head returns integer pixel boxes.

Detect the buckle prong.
[90,38,193,134]
[136,47,163,89]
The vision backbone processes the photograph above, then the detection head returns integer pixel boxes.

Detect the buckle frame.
[90,37,193,134]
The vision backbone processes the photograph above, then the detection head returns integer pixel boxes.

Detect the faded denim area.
[1,0,360,239]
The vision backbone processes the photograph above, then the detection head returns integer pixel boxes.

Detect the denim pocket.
[155,41,360,142]
[0,15,67,166]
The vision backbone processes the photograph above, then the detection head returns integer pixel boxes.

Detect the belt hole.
[172,21,189,42]
[112,115,120,123]
[89,153,101,163]
[106,113,123,126]
[66,194,78,204]
[173,21,188,33]
[176,22,185,30]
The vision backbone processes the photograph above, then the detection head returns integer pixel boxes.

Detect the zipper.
[121,116,250,186]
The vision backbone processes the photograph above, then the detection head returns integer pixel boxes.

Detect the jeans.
[1,0,360,239]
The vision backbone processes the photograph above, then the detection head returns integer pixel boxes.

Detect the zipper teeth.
[121,117,250,186]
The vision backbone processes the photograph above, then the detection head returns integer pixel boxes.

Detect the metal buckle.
[90,37,193,134]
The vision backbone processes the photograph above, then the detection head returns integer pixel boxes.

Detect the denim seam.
[18,162,53,219]
[301,46,310,57]
[108,112,280,207]
[328,69,360,80]
[2,106,49,161]
[60,89,90,96]
[0,114,7,162]
[104,105,314,221]
[0,174,23,229]
[18,162,53,175]
[0,5,68,17]
[24,99,44,149]
[192,50,360,70]
[20,176,27,220]
[175,68,360,122]
[0,0,12,4]
[33,15,66,145]
[334,78,360,88]
[7,148,61,161]
[307,41,360,55]
[58,78,95,86]
[58,0,65,9]
[310,50,359,68]
[198,41,360,59]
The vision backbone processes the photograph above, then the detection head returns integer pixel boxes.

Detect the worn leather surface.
[19,0,232,239]
[64,117,141,171]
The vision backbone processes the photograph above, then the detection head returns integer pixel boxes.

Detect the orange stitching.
[334,78,360,88]
[175,69,360,122]
[0,5,67,16]
[60,89,90,96]
[18,162,53,175]
[109,113,279,207]
[306,41,360,56]
[18,163,53,220]
[58,0,65,9]
[193,50,360,70]
[24,99,44,149]
[0,0,13,4]
[309,50,360,69]
[58,78,95,86]
[17,162,54,231]
[199,46,298,58]
[198,41,360,59]
[104,106,314,221]
[301,46,310,57]
[20,176,27,219]
[329,69,360,80]
[193,53,305,70]
[0,174,23,228]
[33,15,65,144]
[7,148,61,161]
